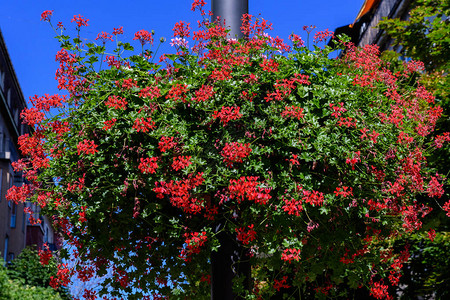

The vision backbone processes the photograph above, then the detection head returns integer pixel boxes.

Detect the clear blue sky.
[0,0,363,103]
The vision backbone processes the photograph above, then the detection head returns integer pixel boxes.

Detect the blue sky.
[0,0,363,104]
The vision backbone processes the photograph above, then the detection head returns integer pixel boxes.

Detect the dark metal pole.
[211,0,249,39]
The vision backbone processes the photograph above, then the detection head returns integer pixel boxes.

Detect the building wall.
[356,0,411,49]
[0,30,29,262]
[0,29,60,262]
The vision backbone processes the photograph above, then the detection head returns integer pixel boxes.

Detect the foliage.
[0,258,64,300]
[7,2,450,299]
[7,246,72,299]
[378,0,450,108]
[379,1,450,298]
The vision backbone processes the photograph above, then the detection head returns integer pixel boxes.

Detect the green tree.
[0,258,64,300]
[379,1,450,298]
[7,246,72,299]
[7,4,450,299]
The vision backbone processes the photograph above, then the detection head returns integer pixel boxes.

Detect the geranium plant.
[8,2,449,299]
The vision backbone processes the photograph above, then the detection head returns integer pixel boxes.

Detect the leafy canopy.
[8,2,450,299]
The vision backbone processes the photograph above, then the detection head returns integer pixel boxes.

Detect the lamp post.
[210,2,250,299]
[211,0,249,39]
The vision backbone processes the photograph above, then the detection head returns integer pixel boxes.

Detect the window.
[3,236,8,262]
[10,201,16,228]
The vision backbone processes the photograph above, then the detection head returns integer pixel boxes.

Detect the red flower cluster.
[346,151,361,170]
[180,231,207,262]
[213,106,242,126]
[153,172,204,214]
[159,136,177,152]
[281,106,304,120]
[139,86,161,99]
[191,0,206,11]
[273,276,290,291]
[78,206,87,223]
[259,58,279,73]
[210,66,232,81]
[302,189,324,206]
[428,229,436,242]
[40,10,53,22]
[434,132,450,148]
[313,29,334,43]
[105,95,127,110]
[282,198,303,216]
[113,26,124,35]
[133,29,153,46]
[5,184,32,205]
[166,83,188,102]
[427,176,444,198]
[192,85,214,102]
[173,21,191,38]
[102,118,117,130]
[370,281,391,300]
[289,33,304,47]
[20,107,45,126]
[334,186,353,198]
[50,264,71,289]
[236,224,257,245]
[221,142,252,167]
[95,31,113,43]
[30,94,66,111]
[329,102,346,118]
[228,176,272,205]
[71,14,89,27]
[38,243,53,266]
[133,117,155,133]
[281,248,301,263]
[172,156,192,171]
[138,157,158,174]
[77,139,98,155]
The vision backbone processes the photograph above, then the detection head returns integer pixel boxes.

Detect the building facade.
[0,29,58,262]
[333,0,411,51]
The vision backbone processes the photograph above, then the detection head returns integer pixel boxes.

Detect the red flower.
[370,281,391,300]
[41,10,53,22]
[282,198,303,216]
[112,26,124,35]
[95,31,113,43]
[172,156,192,171]
[77,139,98,155]
[133,117,156,133]
[213,106,242,126]
[159,136,177,152]
[427,175,444,198]
[428,229,436,242]
[105,95,127,110]
[313,29,334,43]
[273,276,290,291]
[166,83,188,102]
[38,243,53,266]
[191,0,206,11]
[334,186,353,198]
[139,157,158,174]
[281,106,304,120]
[281,248,301,263]
[346,151,361,170]
[221,142,252,167]
[102,118,117,131]
[173,21,191,38]
[228,176,272,205]
[71,14,89,27]
[133,29,153,46]
[236,224,257,245]
[302,189,324,206]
